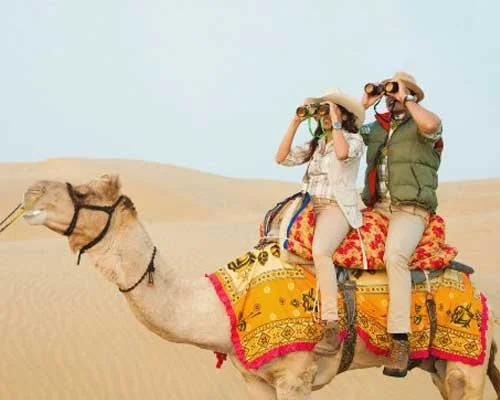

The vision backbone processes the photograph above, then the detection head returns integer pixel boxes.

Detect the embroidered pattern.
[207,248,487,369]
[337,269,487,364]
[207,244,322,369]
[279,206,457,270]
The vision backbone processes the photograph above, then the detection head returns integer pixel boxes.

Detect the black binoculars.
[364,81,399,96]
[296,103,330,118]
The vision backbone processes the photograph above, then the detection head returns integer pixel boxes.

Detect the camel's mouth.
[23,209,47,225]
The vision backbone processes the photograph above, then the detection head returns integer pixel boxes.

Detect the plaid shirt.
[374,118,443,200]
[280,132,364,199]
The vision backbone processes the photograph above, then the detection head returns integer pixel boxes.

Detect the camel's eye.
[74,190,88,201]
[73,185,90,200]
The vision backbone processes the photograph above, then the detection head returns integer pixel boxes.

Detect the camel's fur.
[488,340,500,398]
[22,175,500,400]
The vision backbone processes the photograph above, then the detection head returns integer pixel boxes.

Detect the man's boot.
[383,337,410,377]
[314,320,341,356]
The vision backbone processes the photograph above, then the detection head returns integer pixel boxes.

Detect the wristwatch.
[332,121,342,130]
[403,94,417,104]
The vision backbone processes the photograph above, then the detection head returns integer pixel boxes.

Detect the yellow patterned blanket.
[341,269,487,364]
[207,244,488,369]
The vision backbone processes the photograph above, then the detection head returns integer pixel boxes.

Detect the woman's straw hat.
[305,88,365,129]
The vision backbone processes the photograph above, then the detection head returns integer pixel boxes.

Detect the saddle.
[258,192,471,281]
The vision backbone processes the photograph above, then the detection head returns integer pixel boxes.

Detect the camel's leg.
[242,368,313,400]
[443,310,494,400]
[425,344,492,400]
[243,374,277,400]
[275,371,313,400]
[235,352,316,400]
[444,366,468,400]
[443,349,491,399]
[488,340,500,398]
[431,373,447,399]
[274,355,316,400]
[427,361,488,400]
[429,360,448,399]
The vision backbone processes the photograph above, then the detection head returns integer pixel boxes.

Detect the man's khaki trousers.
[374,199,429,333]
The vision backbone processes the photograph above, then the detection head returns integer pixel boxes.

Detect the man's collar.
[375,111,410,133]
[392,112,408,121]
[375,112,391,132]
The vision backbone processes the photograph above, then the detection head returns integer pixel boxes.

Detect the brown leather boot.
[383,338,410,378]
[314,320,341,356]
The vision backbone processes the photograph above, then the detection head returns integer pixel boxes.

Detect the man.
[360,72,443,377]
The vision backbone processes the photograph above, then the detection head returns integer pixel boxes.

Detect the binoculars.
[296,103,330,118]
[364,81,399,96]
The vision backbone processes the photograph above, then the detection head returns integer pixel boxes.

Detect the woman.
[275,89,365,356]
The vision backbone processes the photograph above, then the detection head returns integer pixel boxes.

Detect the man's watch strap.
[404,94,417,104]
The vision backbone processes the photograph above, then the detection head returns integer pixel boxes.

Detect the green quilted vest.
[361,118,442,212]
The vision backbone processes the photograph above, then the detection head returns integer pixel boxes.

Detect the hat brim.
[383,78,425,102]
[316,93,366,129]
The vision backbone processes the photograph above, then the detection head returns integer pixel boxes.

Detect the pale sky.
[2,0,499,185]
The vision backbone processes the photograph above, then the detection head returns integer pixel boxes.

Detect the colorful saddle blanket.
[342,269,487,365]
[207,244,488,369]
[259,192,458,270]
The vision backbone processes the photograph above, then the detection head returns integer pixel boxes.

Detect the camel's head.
[23,174,135,250]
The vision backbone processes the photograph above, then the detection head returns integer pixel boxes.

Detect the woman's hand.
[292,113,306,125]
[276,107,305,164]
[326,101,342,123]
[294,99,314,124]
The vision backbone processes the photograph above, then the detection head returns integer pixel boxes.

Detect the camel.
[18,174,500,400]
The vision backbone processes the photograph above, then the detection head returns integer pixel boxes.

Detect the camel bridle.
[64,182,126,265]
[63,182,157,292]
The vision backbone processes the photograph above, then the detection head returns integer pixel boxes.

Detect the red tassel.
[214,351,227,368]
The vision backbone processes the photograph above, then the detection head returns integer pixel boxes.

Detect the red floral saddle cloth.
[259,192,458,271]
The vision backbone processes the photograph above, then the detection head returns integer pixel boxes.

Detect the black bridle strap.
[119,246,157,293]
[76,211,113,265]
[63,183,125,265]
[64,183,81,237]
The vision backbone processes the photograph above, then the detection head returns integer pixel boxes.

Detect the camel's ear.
[98,174,122,200]
[99,174,121,188]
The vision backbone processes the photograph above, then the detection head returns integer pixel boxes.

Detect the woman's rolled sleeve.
[343,132,364,164]
[279,142,312,166]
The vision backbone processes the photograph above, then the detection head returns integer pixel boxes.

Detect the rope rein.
[119,247,157,293]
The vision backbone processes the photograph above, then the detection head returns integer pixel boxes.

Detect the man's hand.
[362,88,384,110]
[385,79,410,105]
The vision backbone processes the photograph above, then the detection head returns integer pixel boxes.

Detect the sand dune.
[0,159,498,399]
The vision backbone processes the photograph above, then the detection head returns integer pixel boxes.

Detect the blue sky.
[2,0,499,184]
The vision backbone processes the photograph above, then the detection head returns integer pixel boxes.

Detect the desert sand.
[0,158,498,399]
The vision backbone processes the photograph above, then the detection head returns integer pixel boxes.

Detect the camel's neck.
[85,218,231,353]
